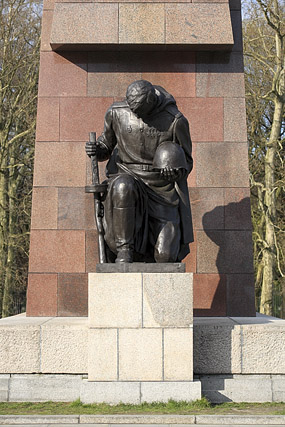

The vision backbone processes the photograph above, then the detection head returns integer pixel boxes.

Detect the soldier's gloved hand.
[160,167,186,182]
[85,141,97,157]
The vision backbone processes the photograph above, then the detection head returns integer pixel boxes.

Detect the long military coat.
[97,86,194,261]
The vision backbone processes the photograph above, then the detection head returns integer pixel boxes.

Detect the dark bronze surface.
[86,80,193,264]
[96,263,186,273]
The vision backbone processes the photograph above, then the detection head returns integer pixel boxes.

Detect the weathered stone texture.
[88,329,117,381]
[141,382,201,404]
[9,374,82,402]
[41,318,88,373]
[119,329,163,381]
[194,318,241,374]
[51,3,119,45]
[164,328,193,380]
[119,4,165,44]
[0,325,41,373]
[165,4,233,45]
[89,273,142,328]
[80,381,141,405]
[29,230,86,273]
[143,273,193,327]
[241,325,285,374]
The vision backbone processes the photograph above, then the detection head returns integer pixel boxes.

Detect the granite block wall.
[27,0,255,317]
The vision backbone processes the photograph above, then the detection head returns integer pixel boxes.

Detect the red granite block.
[231,10,243,52]
[189,187,224,230]
[196,142,250,187]
[33,142,86,187]
[142,72,195,98]
[58,273,88,316]
[26,274,58,317]
[86,230,99,272]
[177,98,223,142]
[196,73,245,98]
[197,230,226,274]
[58,188,95,230]
[88,51,195,73]
[193,273,227,316]
[229,0,241,10]
[36,98,59,142]
[29,230,85,273]
[224,231,254,274]
[184,233,197,273]
[224,97,247,142]
[197,229,254,274]
[165,4,233,46]
[31,187,58,230]
[60,97,113,142]
[193,0,227,3]
[51,3,119,45]
[119,4,165,45]
[227,274,256,316]
[224,188,252,230]
[38,52,87,97]
[196,51,244,73]
[43,0,54,10]
[58,0,192,2]
[88,73,142,98]
[187,142,196,188]
[41,10,53,52]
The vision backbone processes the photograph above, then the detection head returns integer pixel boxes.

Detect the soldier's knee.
[112,175,137,207]
[154,248,176,263]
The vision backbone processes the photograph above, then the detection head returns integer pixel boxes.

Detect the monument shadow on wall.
[194,197,255,317]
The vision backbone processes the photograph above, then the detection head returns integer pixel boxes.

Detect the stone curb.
[195,414,285,424]
[0,415,79,424]
[1,414,285,424]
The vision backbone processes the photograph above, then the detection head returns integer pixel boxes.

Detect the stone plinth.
[50,3,233,51]
[1,313,285,403]
[88,272,201,403]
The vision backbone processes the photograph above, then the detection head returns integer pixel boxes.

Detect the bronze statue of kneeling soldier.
[85,80,193,264]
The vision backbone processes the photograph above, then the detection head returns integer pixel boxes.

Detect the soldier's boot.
[113,207,135,263]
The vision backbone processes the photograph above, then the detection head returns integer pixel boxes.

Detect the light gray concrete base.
[0,375,201,404]
[198,374,285,403]
[1,373,285,403]
[81,380,201,404]
[1,313,285,377]
[1,313,285,403]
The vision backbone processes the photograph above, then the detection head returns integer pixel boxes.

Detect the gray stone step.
[1,414,285,425]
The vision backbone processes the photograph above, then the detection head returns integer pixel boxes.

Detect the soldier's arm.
[175,116,193,175]
[85,107,117,161]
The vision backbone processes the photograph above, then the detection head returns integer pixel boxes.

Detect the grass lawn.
[0,399,285,415]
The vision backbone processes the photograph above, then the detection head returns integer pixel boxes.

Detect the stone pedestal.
[87,269,201,403]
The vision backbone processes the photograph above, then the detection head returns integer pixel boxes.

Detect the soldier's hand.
[85,141,97,157]
[160,167,185,182]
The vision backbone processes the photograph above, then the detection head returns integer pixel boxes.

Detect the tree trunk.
[260,97,284,315]
[282,277,285,319]
[0,168,9,318]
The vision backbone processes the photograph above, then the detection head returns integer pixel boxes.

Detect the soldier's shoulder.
[164,104,184,119]
[110,100,129,110]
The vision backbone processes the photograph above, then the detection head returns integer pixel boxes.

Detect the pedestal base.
[0,313,285,402]
[87,271,199,402]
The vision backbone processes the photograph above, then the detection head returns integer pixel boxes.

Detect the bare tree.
[243,0,284,316]
[0,0,41,317]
